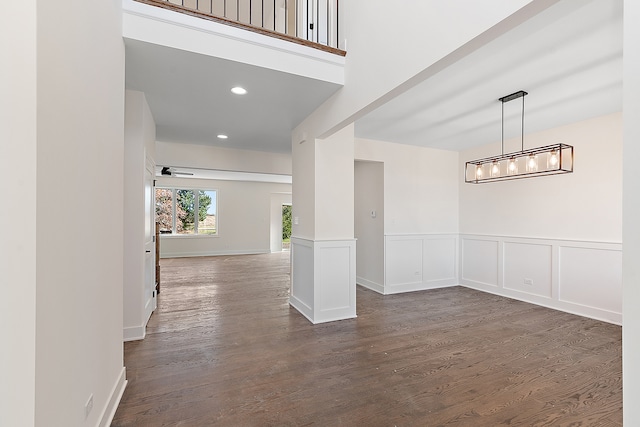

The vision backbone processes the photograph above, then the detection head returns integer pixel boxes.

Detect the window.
[155,188,217,235]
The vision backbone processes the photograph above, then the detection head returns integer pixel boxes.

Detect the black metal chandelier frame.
[465,90,574,184]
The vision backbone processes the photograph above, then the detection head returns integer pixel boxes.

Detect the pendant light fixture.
[465,90,573,183]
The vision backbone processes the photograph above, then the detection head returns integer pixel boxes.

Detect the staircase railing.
[136,0,342,53]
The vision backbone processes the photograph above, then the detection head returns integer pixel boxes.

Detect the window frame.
[156,186,218,237]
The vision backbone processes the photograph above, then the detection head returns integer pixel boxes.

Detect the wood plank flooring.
[112,253,622,426]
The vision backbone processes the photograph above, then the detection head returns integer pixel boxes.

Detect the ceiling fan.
[160,166,194,177]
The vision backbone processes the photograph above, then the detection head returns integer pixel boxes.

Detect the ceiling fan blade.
[160,166,193,176]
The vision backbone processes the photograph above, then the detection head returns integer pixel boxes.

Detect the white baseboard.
[385,279,458,295]
[356,276,384,294]
[160,249,270,258]
[460,281,622,325]
[99,367,127,427]
[123,325,145,342]
[289,295,314,323]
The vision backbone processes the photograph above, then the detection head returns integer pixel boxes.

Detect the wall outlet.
[293,216,299,225]
[85,394,94,419]
[524,278,534,285]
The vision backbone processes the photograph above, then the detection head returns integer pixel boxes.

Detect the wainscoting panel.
[385,237,423,288]
[459,235,622,324]
[384,235,458,294]
[290,237,356,324]
[503,242,552,298]
[461,237,499,287]
[424,237,457,283]
[316,241,357,323]
[289,238,314,321]
[559,245,622,315]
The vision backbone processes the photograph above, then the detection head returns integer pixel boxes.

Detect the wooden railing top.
[134,0,347,57]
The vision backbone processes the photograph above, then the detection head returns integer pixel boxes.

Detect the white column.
[290,124,356,323]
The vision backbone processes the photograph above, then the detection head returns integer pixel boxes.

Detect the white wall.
[291,129,315,239]
[355,138,460,234]
[460,113,622,242]
[315,124,355,239]
[157,177,291,257]
[124,90,156,341]
[623,0,640,422]
[33,0,126,426]
[459,113,623,324]
[354,161,384,291]
[0,1,37,425]
[156,140,292,175]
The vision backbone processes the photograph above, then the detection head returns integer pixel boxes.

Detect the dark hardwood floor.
[112,253,622,426]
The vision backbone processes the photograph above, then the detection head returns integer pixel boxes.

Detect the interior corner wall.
[34,0,126,426]
[458,113,622,324]
[355,138,460,235]
[1,1,37,425]
[623,0,640,422]
[124,90,156,340]
[354,161,384,291]
[156,177,292,257]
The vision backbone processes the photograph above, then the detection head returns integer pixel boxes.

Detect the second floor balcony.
[133,0,345,55]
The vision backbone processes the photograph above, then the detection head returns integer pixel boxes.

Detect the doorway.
[354,160,385,292]
[282,204,292,251]
[270,193,292,252]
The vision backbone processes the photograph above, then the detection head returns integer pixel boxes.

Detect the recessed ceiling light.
[231,86,247,95]
[217,134,228,139]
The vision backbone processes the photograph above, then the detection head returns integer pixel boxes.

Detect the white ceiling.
[355,0,623,151]
[126,0,622,156]
[125,39,342,153]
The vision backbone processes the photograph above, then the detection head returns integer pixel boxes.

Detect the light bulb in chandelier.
[507,157,518,175]
[526,154,538,172]
[490,161,500,177]
[476,164,483,178]
[548,149,559,168]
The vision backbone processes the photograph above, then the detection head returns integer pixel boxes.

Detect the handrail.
[134,0,345,56]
